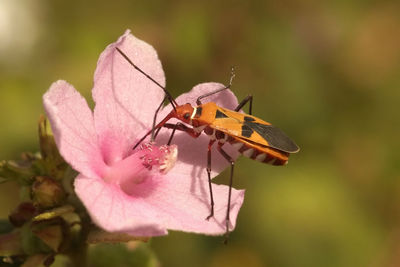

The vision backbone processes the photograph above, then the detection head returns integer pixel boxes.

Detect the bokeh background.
[1,0,400,266]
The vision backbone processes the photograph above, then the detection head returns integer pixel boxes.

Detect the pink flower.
[43,30,244,236]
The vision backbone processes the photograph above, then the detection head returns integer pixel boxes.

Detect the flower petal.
[43,80,106,179]
[74,174,167,236]
[92,30,165,164]
[74,171,244,235]
[137,171,245,235]
[156,83,240,178]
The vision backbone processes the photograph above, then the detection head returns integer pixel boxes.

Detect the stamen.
[103,142,178,189]
[137,142,178,174]
[158,145,178,174]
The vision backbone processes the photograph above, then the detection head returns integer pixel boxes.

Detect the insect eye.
[183,113,190,120]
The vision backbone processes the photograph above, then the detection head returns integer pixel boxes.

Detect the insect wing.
[244,121,299,153]
[211,108,299,153]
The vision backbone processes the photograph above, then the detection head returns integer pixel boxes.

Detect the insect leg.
[216,143,235,241]
[161,123,215,220]
[196,67,236,105]
[234,95,253,114]
[206,140,216,220]
[166,124,178,145]
[133,96,165,150]
[162,123,202,142]
[133,112,174,150]
[153,127,163,140]
[150,95,167,141]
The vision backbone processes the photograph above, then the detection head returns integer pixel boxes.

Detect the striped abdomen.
[201,126,289,166]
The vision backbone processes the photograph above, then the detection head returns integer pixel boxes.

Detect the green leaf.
[32,225,63,253]
[0,160,34,185]
[20,224,52,255]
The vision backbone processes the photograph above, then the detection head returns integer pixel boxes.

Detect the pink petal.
[155,82,240,178]
[92,30,165,164]
[74,171,244,235]
[139,171,245,235]
[43,80,106,179]
[74,174,167,236]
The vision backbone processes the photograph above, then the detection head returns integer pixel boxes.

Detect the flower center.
[103,142,177,195]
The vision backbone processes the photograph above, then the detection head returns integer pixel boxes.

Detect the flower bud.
[31,176,65,208]
[8,202,37,227]
[38,116,68,180]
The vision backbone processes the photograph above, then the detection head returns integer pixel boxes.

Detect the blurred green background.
[1,0,400,266]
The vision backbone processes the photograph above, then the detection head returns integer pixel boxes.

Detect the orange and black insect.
[116,47,300,238]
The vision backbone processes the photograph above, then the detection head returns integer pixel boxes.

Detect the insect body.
[144,92,300,240]
[116,47,299,240]
[179,102,299,165]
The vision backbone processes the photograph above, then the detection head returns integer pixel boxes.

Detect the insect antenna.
[116,47,180,148]
[228,66,236,86]
[115,47,178,110]
[196,66,236,105]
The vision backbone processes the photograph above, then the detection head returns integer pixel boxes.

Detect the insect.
[116,47,300,239]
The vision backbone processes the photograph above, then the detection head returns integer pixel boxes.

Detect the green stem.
[68,241,88,267]
[68,213,91,267]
